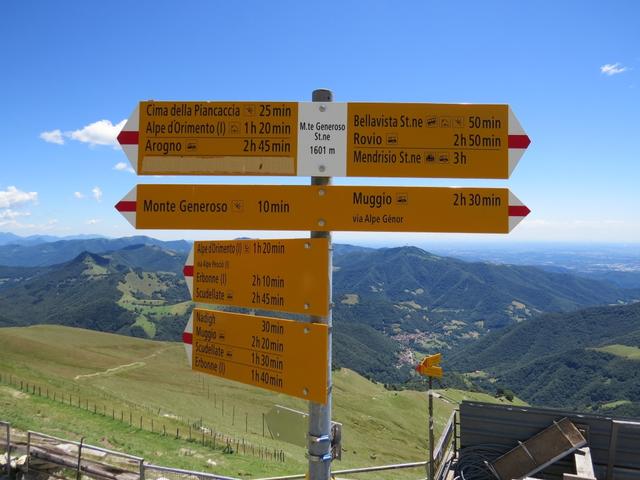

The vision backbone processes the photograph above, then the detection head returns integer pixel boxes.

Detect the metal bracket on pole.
[309,453,333,463]
[309,434,331,444]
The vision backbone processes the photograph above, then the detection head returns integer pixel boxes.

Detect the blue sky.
[1,0,638,245]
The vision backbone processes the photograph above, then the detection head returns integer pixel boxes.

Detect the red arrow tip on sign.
[183,265,194,277]
[508,205,531,217]
[508,198,531,233]
[115,201,136,212]
[508,135,531,149]
[117,130,139,146]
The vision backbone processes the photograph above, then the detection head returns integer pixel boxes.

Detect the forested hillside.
[449,302,640,415]
[1,239,638,388]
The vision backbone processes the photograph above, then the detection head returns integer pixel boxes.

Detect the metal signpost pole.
[428,376,434,480]
[308,88,333,480]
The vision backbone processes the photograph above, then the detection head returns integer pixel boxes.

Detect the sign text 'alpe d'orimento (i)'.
[117,101,530,179]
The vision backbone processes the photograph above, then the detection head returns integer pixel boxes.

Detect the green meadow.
[0,325,521,479]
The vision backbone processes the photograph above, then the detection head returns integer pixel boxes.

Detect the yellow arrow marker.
[416,354,443,378]
[417,366,443,378]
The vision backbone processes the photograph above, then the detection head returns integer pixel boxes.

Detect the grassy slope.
[595,344,640,360]
[0,325,521,479]
[116,271,191,340]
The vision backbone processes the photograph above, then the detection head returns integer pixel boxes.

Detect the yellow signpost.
[184,238,329,316]
[116,184,529,233]
[184,308,328,403]
[415,352,444,480]
[116,92,531,480]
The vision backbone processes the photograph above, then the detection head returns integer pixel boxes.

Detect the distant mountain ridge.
[0,232,107,246]
[0,235,191,266]
[426,243,640,289]
[333,246,637,348]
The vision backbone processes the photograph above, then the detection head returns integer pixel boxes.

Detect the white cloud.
[69,119,126,146]
[0,209,30,220]
[114,162,135,173]
[92,186,103,202]
[40,129,65,145]
[86,219,101,225]
[0,218,59,231]
[600,63,628,76]
[0,220,24,228]
[0,218,36,228]
[74,191,85,199]
[0,186,38,208]
[40,118,126,147]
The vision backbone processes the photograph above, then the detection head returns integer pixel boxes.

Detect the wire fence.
[27,430,143,480]
[143,463,238,480]
[1,372,458,480]
[433,411,457,480]
[0,372,286,463]
[2,423,239,480]
[2,420,446,480]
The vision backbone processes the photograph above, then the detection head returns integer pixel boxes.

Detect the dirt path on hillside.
[73,346,176,380]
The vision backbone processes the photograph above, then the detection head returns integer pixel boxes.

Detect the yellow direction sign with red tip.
[347,103,530,179]
[183,238,329,316]
[118,101,299,176]
[416,353,443,378]
[183,309,328,403]
[115,184,530,234]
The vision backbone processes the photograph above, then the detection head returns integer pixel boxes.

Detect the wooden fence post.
[76,437,84,480]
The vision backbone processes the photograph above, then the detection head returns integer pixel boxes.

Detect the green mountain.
[1,241,638,388]
[448,302,640,415]
[0,264,47,291]
[497,348,640,416]
[0,248,191,340]
[333,246,637,349]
